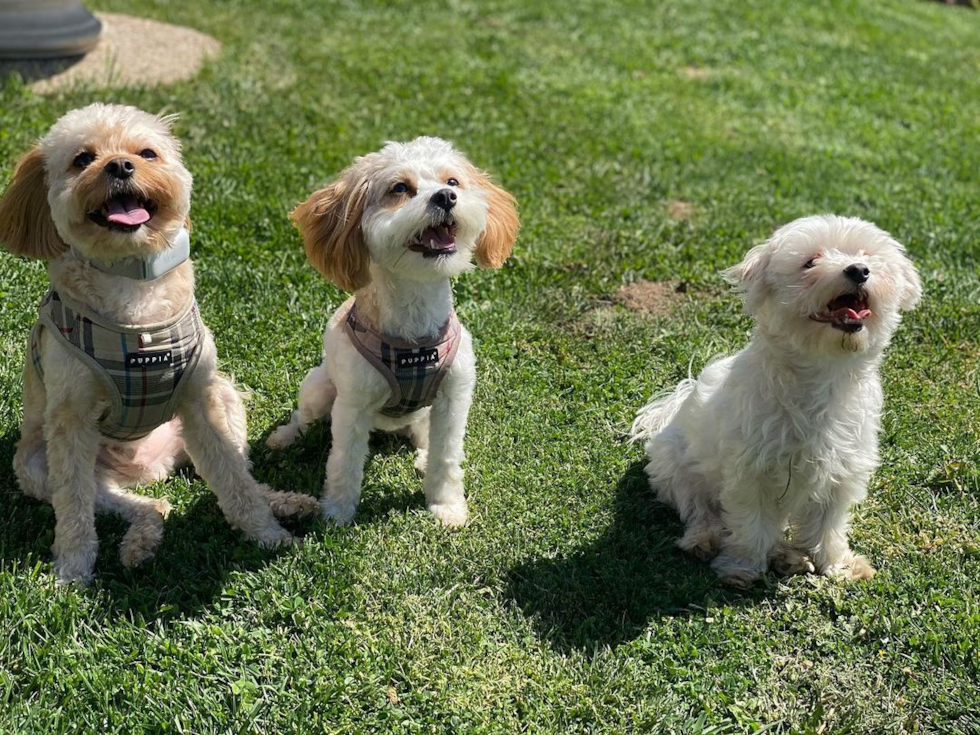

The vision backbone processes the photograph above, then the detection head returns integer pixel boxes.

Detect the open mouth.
[87,193,156,233]
[407,218,457,258]
[810,291,872,333]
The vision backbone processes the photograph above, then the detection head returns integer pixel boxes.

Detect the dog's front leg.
[712,467,784,587]
[423,365,475,528]
[796,485,875,581]
[321,398,376,524]
[42,390,103,586]
[178,369,293,548]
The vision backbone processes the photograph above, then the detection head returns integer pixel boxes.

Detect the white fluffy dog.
[267,137,519,527]
[632,215,921,586]
[0,104,317,585]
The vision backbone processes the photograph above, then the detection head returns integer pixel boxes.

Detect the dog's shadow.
[252,412,429,524]
[504,461,772,653]
[0,412,429,620]
[0,427,319,621]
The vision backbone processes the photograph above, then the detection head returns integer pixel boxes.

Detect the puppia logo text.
[127,350,173,368]
[397,348,439,369]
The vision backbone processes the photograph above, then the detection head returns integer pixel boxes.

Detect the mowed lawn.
[1,0,978,731]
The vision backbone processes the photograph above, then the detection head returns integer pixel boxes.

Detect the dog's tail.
[629,378,697,443]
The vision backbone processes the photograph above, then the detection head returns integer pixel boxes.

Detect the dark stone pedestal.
[0,0,101,59]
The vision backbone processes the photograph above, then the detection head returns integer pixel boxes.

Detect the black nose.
[430,188,457,212]
[844,263,870,284]
[104,158,136,180]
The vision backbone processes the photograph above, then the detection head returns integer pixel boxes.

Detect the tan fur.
[7,103,315,585]
[129,161,190,244]
[291,177,371,291]
[469,167,519,268]
[0,146,67,259]
[70,151,189,256]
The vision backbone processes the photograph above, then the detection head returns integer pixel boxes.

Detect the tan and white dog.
[632,215,921,586]
[268,137,519,527]
[0,104,316,586]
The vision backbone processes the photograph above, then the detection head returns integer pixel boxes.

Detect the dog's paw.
[247,521,295,549]
[153,497,173,519]
[677,526,721,561]
[262,488,320,518]
[414,448,429,475]
[823,553,876,582]
[428,501,468,528]
[119,516,166,568]
[711,552,766,588]
[53,550,97,587]
[265,424,298,450]
[321,495,357,526]
[769,544,815,577]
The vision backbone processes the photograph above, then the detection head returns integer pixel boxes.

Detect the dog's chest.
[768,397,874,498]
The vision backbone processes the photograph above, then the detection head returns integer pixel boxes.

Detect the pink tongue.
[845,308,872,320]
[105,197,150,226]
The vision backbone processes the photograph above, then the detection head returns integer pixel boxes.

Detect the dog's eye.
[447,178,459,187]
[803,257,819,269]
[138,149,158,160]
[72,151,95,169]
[391,182,410,194]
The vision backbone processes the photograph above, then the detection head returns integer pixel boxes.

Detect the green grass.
[1,0,979,731]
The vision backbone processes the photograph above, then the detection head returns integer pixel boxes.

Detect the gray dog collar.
[71,228,191,281]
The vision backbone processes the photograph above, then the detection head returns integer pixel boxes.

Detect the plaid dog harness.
[30,290,205,442]
[344,303,461,418]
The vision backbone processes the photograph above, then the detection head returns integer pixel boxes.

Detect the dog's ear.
[291,174,370,292]
[723,242,771,314]
[0,146,66,260]
[469,166,519,268]
[897,247,922,311]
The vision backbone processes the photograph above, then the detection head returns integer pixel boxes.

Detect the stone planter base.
[0,0,102,59]
[0,13,221,93]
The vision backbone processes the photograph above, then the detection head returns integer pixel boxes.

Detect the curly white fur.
[632,215,922,587]
[267,137,519,527]
[0,104,318,586]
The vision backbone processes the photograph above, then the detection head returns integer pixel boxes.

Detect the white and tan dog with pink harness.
[268,137,519,527]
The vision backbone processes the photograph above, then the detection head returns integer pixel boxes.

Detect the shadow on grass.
[0,408,429,621]
[0,57,84,84]
[505,461,773,653]
[252,411,433,525]
[0,428,313,622]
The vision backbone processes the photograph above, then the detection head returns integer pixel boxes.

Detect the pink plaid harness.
[30,290,204,442]
[343,303,461,418]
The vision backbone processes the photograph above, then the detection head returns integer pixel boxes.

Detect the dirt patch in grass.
[615,279,689,317]
[681,65,709,79]
[666,200,695,220]
[570,280,689,339]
